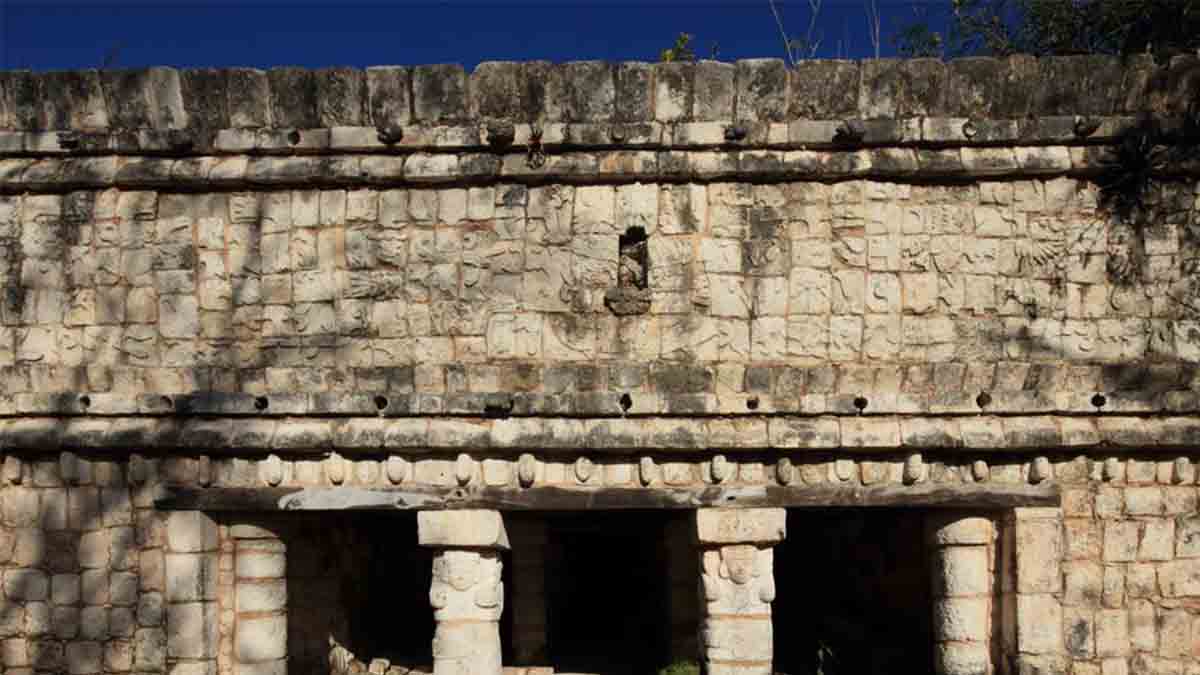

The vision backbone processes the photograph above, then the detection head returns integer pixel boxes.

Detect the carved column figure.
[694,508,786,675]
[418,510,510,675]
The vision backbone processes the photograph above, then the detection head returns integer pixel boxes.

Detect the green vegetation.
[659,33,698,63]
[897,0,1200,58]
[656,660,700,675]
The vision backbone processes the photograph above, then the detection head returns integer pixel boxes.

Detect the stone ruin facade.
[0,54,1199,675]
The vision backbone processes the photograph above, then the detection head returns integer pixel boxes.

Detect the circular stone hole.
[746,396,760,411]
[619,393,633,412]
[254,396,269,411]
[853,396,869,412]
[287,130,301,145]
[160,395,173,411]
[374,395,389,411]
[78,394,91,410]
[1091,393,1108,409]
[976,391,992,408]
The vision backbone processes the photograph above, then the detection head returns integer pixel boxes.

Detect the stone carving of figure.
[700,544,775,612]
[618,240,647,289]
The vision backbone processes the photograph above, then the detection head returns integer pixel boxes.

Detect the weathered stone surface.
[695,508,785,545]
[418,510,509,550]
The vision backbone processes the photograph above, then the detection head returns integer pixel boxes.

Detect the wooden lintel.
[155,482,1060,512]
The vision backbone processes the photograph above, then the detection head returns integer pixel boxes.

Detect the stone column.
[418,510,510,675]
[695,508,786,675]
[928,514,995,675]
[165,510,221,675]
[232,521,288,675]
[508,518,548,665]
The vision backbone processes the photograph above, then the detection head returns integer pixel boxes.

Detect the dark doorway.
[286,513,435,674]
[545,511,675,675]
[773,509,935,675]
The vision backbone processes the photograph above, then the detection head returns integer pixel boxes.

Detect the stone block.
[165,553,216,602]
[934,641,989,675]
[235,615,286,662]
[1160,559,1200,597]
[788,60,859,118]
[418,510,509,550]
[1017,594,1063,654]
[933,546,989,598]
[236,579,286,613]
[934,596,989,642]
[165,511,217,553]
[695,508,785,545]
[412,64,468,123]
[1016,519,1062,593]
[928,516,994,546]
[236,662,287,675]
[165,602,217,659]
[64,641,102,675]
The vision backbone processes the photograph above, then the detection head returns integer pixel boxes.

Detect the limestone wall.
[1,55,1200,675]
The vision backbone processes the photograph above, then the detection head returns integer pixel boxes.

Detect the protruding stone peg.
[3,455,22,485]
[709,454,731,484]
[517,453,537,488]
[260,454,283,487]
[376,122,404,145]
[776,458,794,486]
[834,458,854,482]
[327,452,346,485]
[575,456,594,484]
[639,456,657,486]
[723,124,748,142]
[971,460,989,483]
[1029,456,1052,484]
[386,456,409,485]
[835,119,866,143]
[1074,116,1101,138]
[1173,457,1192,485]
[485,119,515,147]
[903,453,925,485]
[455,453,474,487]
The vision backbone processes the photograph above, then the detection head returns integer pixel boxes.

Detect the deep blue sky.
[1,0,950,71]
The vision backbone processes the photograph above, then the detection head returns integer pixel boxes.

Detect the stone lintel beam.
[156,483,1062,513]
[418,509,510,550]
[695,507,786,546]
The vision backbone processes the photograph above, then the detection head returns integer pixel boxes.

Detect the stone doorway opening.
[540,510,690,675]
[285,512,436,675]
[773,509,937,675]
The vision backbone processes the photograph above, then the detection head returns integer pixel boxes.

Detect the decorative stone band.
[0,115,1193,158]
[1,414,1198,453]
[9,386,1200,418]
[0,57,1195,137]
[1,144,1197,193]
